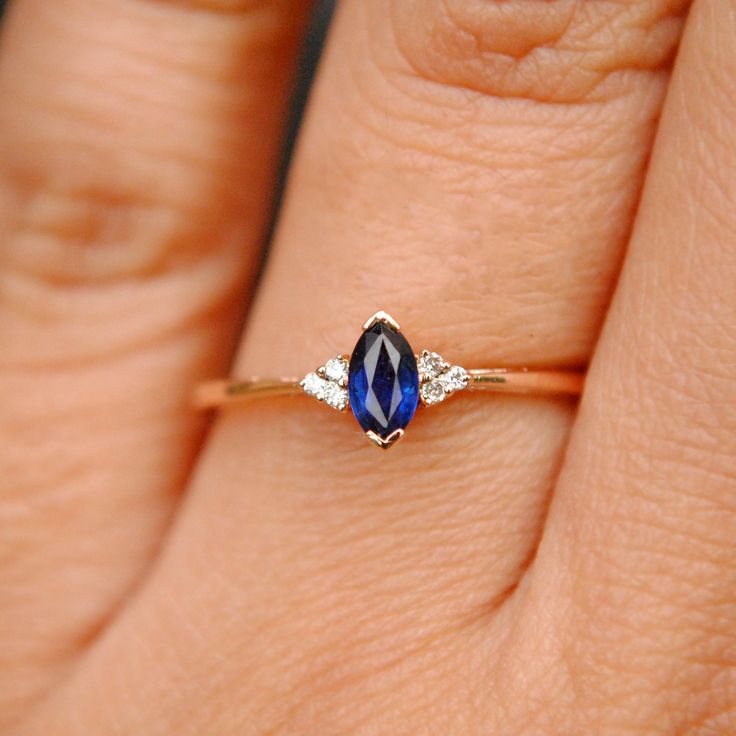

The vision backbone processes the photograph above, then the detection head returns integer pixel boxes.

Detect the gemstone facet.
[348,321,419,441]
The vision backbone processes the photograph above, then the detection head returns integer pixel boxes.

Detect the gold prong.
[365,428,405,449]
[362,311,401,332]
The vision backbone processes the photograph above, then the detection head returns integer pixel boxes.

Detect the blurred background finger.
[0,0,309,724]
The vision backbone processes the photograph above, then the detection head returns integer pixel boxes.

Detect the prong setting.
[302,315,469,445]
[362,310,401,332]
[366,428,405,449]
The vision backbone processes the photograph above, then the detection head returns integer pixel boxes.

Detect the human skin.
[0,0,734,733]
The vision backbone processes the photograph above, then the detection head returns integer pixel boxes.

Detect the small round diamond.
[324,357,348,385]
[323,382,349,411]
[420,380,446,406]
[301,372,326,400]
[439,365,469,392]
[417,351,448,381]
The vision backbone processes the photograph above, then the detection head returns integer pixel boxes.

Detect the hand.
[1,0,734,733]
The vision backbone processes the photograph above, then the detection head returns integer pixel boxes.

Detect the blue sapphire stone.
[348,322,419,439]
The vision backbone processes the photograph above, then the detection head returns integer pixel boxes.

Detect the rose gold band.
[193,368,584,411]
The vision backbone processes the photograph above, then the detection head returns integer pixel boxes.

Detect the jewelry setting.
[194,311,585,450]
[299,311,472,448]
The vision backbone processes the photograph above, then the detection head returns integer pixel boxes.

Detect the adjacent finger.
[533,0,736,730]
[21,2,694,733]
[0,0,308,723]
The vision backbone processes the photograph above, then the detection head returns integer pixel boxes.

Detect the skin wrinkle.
[352,30,667,170]
[290,625,492,735]
[2,214,249,284]
[0,267,244,370]
[270,620,468,732]
[223,569,469,732]
[685,710,736,736]
[329,86,647,191]
[0,0,300,282]
[7,51,257,132]
[442,0,577,63]
[203,408,559,606]
[390,0,688,105]
[138,402,564,732]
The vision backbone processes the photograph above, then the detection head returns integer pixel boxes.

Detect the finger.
[220,0,685,627]
[0,0,309,723]
[532,0,736,730]
[22,1,689,733]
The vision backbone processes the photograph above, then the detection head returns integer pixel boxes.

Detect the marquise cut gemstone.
[348,322,419,439]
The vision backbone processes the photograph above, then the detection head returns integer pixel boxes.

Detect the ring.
[194,311,585,449]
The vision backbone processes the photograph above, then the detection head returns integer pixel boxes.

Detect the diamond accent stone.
[417,350,469,406]
[301,372,326,399]
[421,380,446,406]
[417,350,449,382]
[323,381,349,410]
[324,357,349,385]
[438,365,469,392]
[300,356,350,411]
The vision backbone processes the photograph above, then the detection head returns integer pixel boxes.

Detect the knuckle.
[3,173,230,283]
[390,0,689,104]
[0,0,302,286]
[0,174,247,367]
[302,1,691,370]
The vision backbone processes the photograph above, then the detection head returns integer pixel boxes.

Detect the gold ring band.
[194,311,584,449]
[195,368,583,409]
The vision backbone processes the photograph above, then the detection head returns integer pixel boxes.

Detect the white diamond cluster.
[300,356,349,411]
[417,350,469,406]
